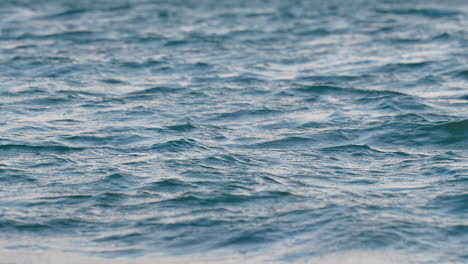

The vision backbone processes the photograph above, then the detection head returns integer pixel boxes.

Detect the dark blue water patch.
[0,86,49,97]
[318,144,412,158]
[93,106,157,121]
[47,118,82,125]
[163,122,198,132]
[382,32,452,45]
[145,138,208,153]
[16,30,98,42]
[40,8,89,19]
[198,153,263,168]
[427,119,468,136]
[0,143,84,154]
[88,173,142,190]
[24,194,95,207]
[16,96,76,106]
[376,61,432,73]
[375,8,462,18]
[209,108,282,121]
[4,55,74,65]
[248,130,351,150]
[156,190,299,209]
[454,70,468,80]
[93,192,131,206]
[55,89,107,98]
[427,193,468,214]
[292,85,355,94]
[59,134,148,148]
[216,227,278,249]
[125,86,186,101]
[290,85,419,108]
[444,224,468,237]
[79,97,126,109]
[0,168,37,183]
[100,78,128,85]
[192,75,268,87]
[116,59,167,70]
[138,179,193,194]
[92,231,144,247]
[44,218,102,232]
[0,219,52,232]
[350,117,468,148]
[370,94,432,112]
[294,75,362,84]
[0,213,110,236]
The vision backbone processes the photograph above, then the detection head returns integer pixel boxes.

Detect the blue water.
[0,0,467,263]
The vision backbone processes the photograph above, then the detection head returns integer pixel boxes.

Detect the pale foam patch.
[0,248,269,264]
[287,111,333,123]
[311,250,433,264]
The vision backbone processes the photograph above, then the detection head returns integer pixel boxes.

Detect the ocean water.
[0,0,467,263]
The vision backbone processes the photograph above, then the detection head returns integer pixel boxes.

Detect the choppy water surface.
[1,0,467,263]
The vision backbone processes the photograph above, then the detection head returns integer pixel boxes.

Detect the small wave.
[385,33,451,44]
[249,136,313,149]
[44,218,94,231]
[90,173,141,189]
[55,89,105,97]
[248,131,349,149]
[200,154,261,167]
[422,119,468,144]
[375,8,462,18]
[1,87,49,97]
[319,144,383,154]
[360,118,467,148]
[17,96,75,106]
[376,61,432,73]
[127,86,184,96]
[193,75,266,85]
[6,55,74,65]
[293,85,350,94]
[294,28,335,37]
[147,138,207,153]
[454,70,468,80]
[138,179,193,193]
[160,191,296,208]
[28,194,94,207]
[42,8,88,19]
[118,59,166,69]
[291,84,407,99]
[163,122,197,132]
[0,144,83,153]
[94,192,130,205]
[0,169,36,183]
[428,192,468,214]
[295,75,361,83]
[100,78,128,85]
[14,31,98,42]
[210,108,281,121]
[60,134,147,147]
[0,219,51,232]
[217,229,274,248]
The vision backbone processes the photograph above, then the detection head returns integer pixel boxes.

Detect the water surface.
[0,0,467,263]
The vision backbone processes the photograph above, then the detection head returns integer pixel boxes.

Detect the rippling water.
[0,0,467,263]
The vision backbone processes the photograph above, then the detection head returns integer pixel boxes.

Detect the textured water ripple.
[0,0,467,263]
